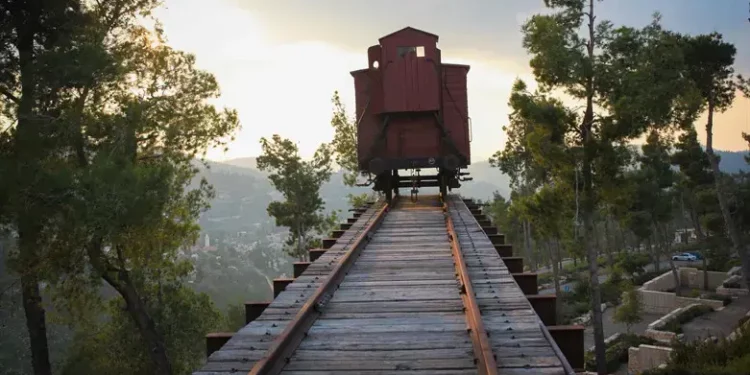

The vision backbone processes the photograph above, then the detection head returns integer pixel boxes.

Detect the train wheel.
[384,171,393,202]
[439,175,448,201]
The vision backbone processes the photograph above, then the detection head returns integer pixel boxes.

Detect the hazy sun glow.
[154,0,750,163]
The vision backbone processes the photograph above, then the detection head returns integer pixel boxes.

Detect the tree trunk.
[103,271,174,375]
[583,1,606,373]
[13,5,52,373]
[20,267,52,375]
[551,239,563,324]
[88,244,173,375]
[648,237,660,273]
[523,220,536,271]
[658,223,682,297]
[688,194,710,290]
[604,216,614,268]
[704,99,750,291]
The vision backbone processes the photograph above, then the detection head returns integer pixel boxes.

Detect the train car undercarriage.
[361,167,472,202]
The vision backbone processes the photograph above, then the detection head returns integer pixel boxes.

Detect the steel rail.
[455,196,576,375]
[248,198,394,375]
[443,201,498,375]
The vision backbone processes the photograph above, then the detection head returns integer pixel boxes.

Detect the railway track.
[195,194,582,375]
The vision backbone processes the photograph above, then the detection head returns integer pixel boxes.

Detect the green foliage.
[613,282,643,332]
[329,91,360,187]
[257,134,334,260]
[60,283,225,375]
[1,1,240,373]
[662,304,714,334]
[584,333,658,373]
[224,303,247,332]
[644,323,750,375]
[615,252,651,276]
[328,90,377,207]
[633,270,663,286]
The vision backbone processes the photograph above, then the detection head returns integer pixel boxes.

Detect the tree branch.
[0,86,20,104]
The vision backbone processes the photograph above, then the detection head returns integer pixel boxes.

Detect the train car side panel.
[352,69,380,170]
[442,64,471,166]
[379,28,440,113]
[388,116,440,160]
[366,45,384,114]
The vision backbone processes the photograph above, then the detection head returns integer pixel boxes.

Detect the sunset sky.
[153,0,750,163]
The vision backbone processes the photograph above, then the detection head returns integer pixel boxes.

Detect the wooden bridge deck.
[194,194,576,375]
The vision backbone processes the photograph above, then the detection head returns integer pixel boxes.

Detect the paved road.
[682,296,750,342]
[583,306,663,350]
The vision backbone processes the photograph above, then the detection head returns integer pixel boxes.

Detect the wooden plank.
[193,195,574,374]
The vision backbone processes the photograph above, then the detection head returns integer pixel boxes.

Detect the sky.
[152,0,750,162]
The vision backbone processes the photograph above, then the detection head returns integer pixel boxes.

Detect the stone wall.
[643,303,707,344]
[641,270,676,292]
[717,274,749,296]
[679,268,727,290]
[628,344,673,374]
[638,269,726,314]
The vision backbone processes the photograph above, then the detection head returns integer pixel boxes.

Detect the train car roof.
[378,26,439,42]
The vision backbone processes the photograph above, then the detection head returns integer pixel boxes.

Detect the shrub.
[616,253,651,276]
[662,305,714,334]
[643,324,750,375]
[584,333,657,372]
[538,272,553,285]
[633,270,662,286]
[701,292,732,306]
[613,282,643,332]
[723,280,741,289]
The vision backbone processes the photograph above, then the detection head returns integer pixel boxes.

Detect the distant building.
[673,228,697,244]
[204,234,210,248]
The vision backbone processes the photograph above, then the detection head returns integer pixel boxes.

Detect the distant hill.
[219,157,262,172]
[711,150,749,173]
[196,148,746,239]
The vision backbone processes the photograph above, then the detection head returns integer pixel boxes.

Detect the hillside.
[201,149,749,233]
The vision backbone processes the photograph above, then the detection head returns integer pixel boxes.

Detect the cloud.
[154,0,750,164]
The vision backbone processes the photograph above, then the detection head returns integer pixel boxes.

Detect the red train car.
[351,27,472,200]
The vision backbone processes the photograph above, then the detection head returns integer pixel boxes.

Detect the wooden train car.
[351,27,472,200]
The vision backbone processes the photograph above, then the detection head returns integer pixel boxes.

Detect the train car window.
[397,46,426,58]
[397,46,416,57]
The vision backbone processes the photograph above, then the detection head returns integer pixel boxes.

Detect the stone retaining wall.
[638,268,727,314]
[628,344,672,374]
[643,303,708,344]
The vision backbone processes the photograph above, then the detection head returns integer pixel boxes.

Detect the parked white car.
[671,253,698,261]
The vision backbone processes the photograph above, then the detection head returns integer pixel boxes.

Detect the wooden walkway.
[194,194,575,375]
[447,195,569,374]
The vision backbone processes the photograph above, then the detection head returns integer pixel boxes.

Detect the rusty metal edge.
[539,321,577,375]
[247,197,393,375]
[444,199,498,375]
[455,195,577,375]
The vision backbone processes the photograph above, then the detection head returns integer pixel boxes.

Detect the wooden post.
[244,301,271,324]
[512,273,538,295]
[309,248,326,262]
[293,262,310,277]
[503,256,524,273]
[322,238,337,249]
[206,332,233,358]
[495,244,513,258]
[273,278,294,297]
[527,295,556,326]
[548,325,585,371]
[487,234,505,245]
